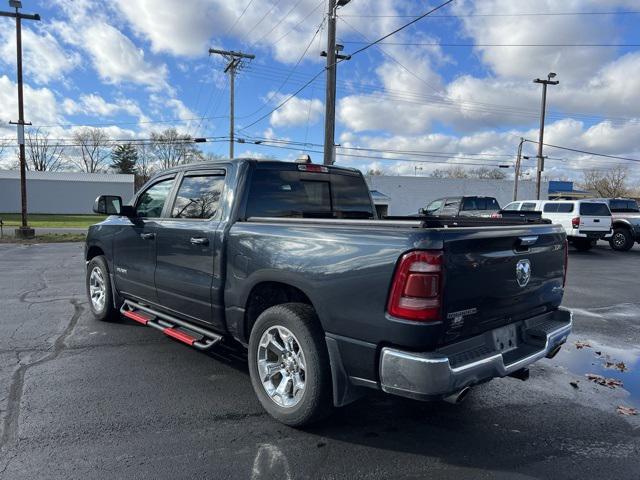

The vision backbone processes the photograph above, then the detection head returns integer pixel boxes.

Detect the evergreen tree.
[111,144,138,174]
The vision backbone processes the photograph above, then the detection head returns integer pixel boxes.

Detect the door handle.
[190,237,209,246]
[140,232,155,240]
[593,219,600,223]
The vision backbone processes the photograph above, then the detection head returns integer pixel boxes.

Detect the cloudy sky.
[1,0,640,180]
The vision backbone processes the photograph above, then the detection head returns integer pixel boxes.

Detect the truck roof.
[150,158,360,179]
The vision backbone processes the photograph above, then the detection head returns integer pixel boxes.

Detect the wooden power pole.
[208,48,255,159]
[1,1,40,239]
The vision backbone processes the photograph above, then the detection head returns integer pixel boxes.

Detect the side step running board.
[120,300,223,351]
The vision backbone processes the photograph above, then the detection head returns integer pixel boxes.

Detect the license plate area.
[492,324,518,353]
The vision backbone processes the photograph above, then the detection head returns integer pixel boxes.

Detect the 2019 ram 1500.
[85,159,572,426]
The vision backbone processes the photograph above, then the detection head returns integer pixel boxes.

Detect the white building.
[0,170,135,214]
[366,175,548,216]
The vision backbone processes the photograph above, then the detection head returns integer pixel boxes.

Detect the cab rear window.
[245,167,375,219]
[580,203,611,216]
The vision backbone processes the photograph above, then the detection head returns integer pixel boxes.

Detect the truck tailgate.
[440,226,565,344]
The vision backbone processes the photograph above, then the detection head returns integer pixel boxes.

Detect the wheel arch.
[243,281,316,341]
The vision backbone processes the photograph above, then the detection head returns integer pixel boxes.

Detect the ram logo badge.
[516,259,531,287]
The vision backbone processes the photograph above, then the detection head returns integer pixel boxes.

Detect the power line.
[338,17,442,94]
[341,41,640,47]
[238,17,326,121]
[241,68,327,129]
[223,0,257,38]
[524,139,640,163]
[347,0,455,57]
[339,11,640,18]
[252,0,312,45]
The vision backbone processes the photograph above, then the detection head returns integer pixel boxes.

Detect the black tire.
[248,303,333,427]
[573,239,594,252]
[86,255,119,321]
[609,228,634,251]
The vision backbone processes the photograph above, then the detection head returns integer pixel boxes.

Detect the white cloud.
[64,94,143,118]
[337,117,640,182]
[0,27,80,84]
[83,22,169,90]
[452,0,623,83]
[0,75,65,127]
[269,94,323,128]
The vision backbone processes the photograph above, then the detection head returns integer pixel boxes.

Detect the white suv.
[502,200,612,251]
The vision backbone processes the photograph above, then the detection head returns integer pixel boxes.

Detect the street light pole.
[513,138,524,201]
[533,72,559,200]
[414,165,423,176]
[1,1,40,239]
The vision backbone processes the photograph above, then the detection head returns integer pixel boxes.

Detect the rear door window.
[461,198,478,211]
[503,202,520,211]
[580,203,611,216]
[543,203,559,213]
[521,202,537,211]
[556,203,574,213]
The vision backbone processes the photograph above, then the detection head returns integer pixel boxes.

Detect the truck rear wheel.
[573,239,594,252]
[248,303,333,427]
[609,228,634,251]
[86,256,119,322]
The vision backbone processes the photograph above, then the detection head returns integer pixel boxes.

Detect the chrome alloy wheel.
[257,326,306,408]
[89,266,106,312]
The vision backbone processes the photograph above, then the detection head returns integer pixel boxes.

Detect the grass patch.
[0,233,87,244]
[0,213,106,228]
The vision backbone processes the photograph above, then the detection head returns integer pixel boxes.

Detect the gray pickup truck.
[86,159,572,426]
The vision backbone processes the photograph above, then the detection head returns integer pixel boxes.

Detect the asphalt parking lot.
[0,242,639,479]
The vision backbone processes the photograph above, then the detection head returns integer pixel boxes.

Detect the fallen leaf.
[585,373,623,389]
[570,381,579,389]
[575,341,591,349]
[616,406,638,416]
[594,351,602,356]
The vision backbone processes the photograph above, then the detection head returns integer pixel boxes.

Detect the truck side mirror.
[418,208,426,215]
[93,195,123,215]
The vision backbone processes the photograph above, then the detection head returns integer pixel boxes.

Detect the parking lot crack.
[0,299,84,456]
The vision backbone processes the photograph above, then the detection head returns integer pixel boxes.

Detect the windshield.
[245,166,375,219]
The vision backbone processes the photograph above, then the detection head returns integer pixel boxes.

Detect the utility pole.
[513,138,524,201]
[533,72,559,200]
[322,0,351,165]
[208,48,255,159]
[1,0,40,239]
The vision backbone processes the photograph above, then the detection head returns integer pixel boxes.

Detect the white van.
[502,200,612,251]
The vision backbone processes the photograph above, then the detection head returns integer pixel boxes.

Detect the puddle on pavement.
[551,340,640,409]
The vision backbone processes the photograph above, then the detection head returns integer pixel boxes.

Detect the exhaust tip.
[443,387,471,405]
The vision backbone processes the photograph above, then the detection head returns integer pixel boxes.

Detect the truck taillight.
[571,216,580,228]
[491,212,502,219]
[563,239,568,287]
[387,251,442,322]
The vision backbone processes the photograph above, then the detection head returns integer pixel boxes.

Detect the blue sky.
[1,0,640,180]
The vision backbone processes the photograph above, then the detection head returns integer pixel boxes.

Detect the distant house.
[0,170,135,214]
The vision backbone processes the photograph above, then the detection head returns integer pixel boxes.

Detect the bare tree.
[469,167,507,180]
[25,128,65,171]
[150,128,201,169]
[72,127,111,172]
[134,142,155,190]
[581,166,630,197]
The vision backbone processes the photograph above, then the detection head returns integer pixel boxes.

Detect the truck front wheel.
[248,303,333,427]
[86,256,119,322]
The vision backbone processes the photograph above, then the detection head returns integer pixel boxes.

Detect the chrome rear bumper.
[380,308,572,400]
